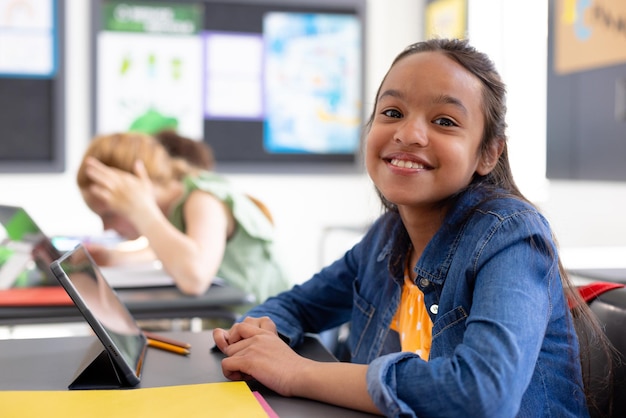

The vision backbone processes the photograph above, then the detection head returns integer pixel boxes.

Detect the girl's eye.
[382,109,402,118]
[433,117,457,127]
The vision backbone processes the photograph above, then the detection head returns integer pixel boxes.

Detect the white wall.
[468,0,550,202]
[1,0,624,286]
[467,0,626,269]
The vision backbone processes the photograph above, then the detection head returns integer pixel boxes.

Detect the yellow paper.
[1,382,268,418]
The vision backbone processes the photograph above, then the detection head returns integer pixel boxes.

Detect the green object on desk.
[14,266,41,287]
[0,207,42,286]
[3,208,39,241]
[0,245,13,264]
[13,272,29,287]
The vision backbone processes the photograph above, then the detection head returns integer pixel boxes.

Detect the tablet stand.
[68,341,130,390]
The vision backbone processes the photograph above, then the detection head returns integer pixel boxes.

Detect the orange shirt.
[390,268,434,360]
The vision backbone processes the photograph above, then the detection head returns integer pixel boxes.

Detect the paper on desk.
[99,262,176,288]
[100,263,227,289]
[1,382,269,418]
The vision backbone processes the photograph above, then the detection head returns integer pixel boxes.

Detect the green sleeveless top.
[168,171,290,304]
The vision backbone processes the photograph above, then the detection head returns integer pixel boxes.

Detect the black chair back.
[579,284,626,418]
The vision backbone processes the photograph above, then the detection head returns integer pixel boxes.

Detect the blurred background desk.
[0,284,254,328]
[0,330,378,418]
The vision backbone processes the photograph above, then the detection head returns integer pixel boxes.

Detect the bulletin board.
[553,0,626,75]
[0,0,65,173]
[90,0,367,170]
[546,0,626,181]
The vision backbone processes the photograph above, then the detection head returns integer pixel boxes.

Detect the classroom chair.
[575,282,626,418]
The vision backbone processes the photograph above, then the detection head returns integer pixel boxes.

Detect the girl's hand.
[214,317,378,414]
[214,320,311,397]
[213,316,278,349]
[83,157,158,222]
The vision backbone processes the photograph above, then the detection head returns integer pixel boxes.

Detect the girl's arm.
[213,320,381,415]
[84,239,156,266]
[131,190,232,295]
[84,158,232,295]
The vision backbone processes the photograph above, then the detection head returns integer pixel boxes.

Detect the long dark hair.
[365,38,613,414]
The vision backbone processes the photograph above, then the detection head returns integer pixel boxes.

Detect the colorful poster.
[263,12,362,154]
[96,1,204,138]
[555,0,626,74]
[0,0,56,77]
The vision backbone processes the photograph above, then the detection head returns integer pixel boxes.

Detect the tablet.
[50,244,147,388]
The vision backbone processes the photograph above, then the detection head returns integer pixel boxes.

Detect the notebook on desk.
[99,262,176,289]
[98,259,226,289]
[0,204,63,289]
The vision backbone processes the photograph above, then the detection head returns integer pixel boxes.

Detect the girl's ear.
[476,138,505,176]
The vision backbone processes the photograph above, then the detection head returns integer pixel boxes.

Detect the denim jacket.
[244,185,588,417]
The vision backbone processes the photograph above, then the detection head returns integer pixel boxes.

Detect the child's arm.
[84,239,155,266]
[213,320,381,415]
[133,189,231,295]
[84,158,231,295]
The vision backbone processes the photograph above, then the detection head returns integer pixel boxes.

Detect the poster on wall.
[262,12,362,155]
[199,9,363,160]
[96,1,204,139]
[0,0,57,77]
[554,0,626,74]
[93,0,366,166]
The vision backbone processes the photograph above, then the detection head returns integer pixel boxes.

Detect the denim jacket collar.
[383,185,491,287]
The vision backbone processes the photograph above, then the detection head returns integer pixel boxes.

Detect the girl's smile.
[385,152,433,173]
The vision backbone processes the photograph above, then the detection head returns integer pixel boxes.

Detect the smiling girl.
[213,39,600,417]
